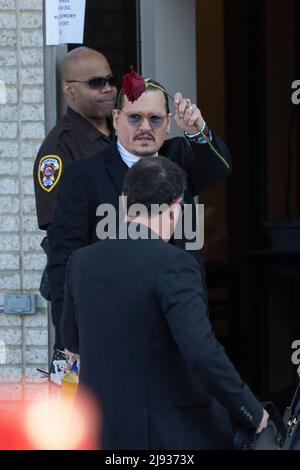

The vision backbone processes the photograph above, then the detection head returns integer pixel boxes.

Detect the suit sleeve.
[33,138,76,230]
[61,253,79,354]
[189,131,232,194]
[47,163,91,345]
[155,251,263,429]
[165,133,232,195]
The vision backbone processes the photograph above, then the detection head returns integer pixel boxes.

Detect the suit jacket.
[48,134,231,344]
[62,226,263,450]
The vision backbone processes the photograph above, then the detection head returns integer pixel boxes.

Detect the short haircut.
[123,156,187,214]
[117,80,170,114]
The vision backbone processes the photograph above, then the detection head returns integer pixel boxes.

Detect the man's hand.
[64,349,79,372]
[256,409,269,434]
[173,92,205,134]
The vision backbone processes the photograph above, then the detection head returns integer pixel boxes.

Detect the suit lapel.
[105,143,128,194]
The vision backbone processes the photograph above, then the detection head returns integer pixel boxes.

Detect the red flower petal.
[122,66,146,103]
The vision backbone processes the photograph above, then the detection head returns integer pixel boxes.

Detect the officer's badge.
[38,155,62,192]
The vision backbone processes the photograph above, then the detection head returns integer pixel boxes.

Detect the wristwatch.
[184,122,212,144]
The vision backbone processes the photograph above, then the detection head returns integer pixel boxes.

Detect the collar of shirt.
[66,107,114,144]
[117,140,158,168]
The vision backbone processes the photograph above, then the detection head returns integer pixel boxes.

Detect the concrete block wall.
[0,0,48,385]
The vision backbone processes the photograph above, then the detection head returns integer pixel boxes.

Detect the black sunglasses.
[66,75,117,90]
[120,110,167,129]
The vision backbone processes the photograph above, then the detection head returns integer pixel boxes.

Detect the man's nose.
[139,116,152,130]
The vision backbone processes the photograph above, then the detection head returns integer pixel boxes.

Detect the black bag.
[233,383,300,450]
[233,402,286,450]
[39,237,52,301]
[281,382,300,450]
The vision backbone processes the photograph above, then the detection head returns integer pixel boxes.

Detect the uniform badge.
[38,155,62,192]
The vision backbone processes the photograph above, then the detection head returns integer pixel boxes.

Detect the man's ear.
[169,197,183,221]
[166,113,172,134]
[121,193,129,222]
[121,193,127,212]
[170,197,182,212]
[62,81,75,101]
[112,109,120,133]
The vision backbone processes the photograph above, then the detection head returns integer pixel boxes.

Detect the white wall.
[140,0,197,137]
[0,0,48,387]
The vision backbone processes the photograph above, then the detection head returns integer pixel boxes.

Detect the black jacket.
[48,134,231,346]
[33,108,114,230]
[62,228,263,450]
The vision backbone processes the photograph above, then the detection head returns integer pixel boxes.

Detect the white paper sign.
[46,0,86,46]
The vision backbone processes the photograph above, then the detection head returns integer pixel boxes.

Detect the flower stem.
[198,129,230,169]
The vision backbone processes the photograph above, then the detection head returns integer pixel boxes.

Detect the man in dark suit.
[62,157,268,450]
[48,74,232,349]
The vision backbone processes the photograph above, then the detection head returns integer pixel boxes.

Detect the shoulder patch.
[38,155,62,192]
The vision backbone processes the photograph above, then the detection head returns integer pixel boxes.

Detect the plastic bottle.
[60,361,79,405]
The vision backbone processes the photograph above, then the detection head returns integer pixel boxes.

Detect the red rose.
[122,66,146,103]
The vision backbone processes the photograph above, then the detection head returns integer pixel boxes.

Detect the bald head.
[61,47,117,130]
[61,47,110,82]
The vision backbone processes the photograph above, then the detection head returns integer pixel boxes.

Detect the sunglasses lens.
[88,76,117,89]
[127,114,142,126]
[126,114,164,128]
[88,77,105,89]
[149,116,163,128]
[108,75,117,87]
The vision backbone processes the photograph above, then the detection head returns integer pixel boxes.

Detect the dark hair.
[123,156,187,214]
[117,80,170,113]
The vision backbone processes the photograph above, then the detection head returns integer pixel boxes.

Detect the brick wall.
[0,0,48,384]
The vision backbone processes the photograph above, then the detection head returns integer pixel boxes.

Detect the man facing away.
[61,157,268,450]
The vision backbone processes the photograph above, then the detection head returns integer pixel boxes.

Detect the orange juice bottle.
[60,361,79,405]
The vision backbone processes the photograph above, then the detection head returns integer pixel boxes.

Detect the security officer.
[33,47,117,350]
[33,46,118,230]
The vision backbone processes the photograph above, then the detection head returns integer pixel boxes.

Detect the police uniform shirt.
[33,107,114,230]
